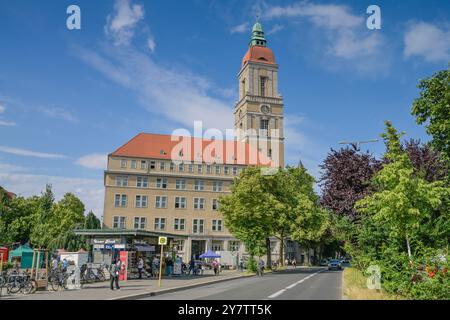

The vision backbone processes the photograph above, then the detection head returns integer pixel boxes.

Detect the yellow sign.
[158,237,167,245]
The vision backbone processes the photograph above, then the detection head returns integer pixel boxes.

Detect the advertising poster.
[119,251,128,281]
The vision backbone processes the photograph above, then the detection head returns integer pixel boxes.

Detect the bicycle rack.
[30,248,49,290]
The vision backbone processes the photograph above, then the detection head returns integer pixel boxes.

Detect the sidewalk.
[0,270,248,300]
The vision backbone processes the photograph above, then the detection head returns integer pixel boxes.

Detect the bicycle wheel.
[97,270,105,282]
[21,279,36,295]
[8,278,22,294]
[50,276,61,291]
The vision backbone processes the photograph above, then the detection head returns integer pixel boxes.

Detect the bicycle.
[6,270,37,294]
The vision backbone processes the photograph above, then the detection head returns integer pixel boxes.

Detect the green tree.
[356,121,449,260]
[411,66,450,162]
[84,211,101,229]
[219,167,273,270]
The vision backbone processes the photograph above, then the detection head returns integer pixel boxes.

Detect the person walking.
[151,256,159,278]
[188,259,195,275]
[292,257,297,269]
[110,259,121,290]
[258,259,265,276]
[51,256,59,271]
[137,257,144,279]
[212,259,219,275]
[166,256,174,276]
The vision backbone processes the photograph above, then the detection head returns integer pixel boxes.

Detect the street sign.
[158,237,167,245]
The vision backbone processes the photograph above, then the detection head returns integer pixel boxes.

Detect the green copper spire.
[249,19,266,47]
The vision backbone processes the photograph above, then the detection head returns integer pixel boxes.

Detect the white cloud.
[267,24,284,35]
[78,46,233,131]
[266,3,362,29]
[0,172,104,218]
[76,153,107,169]
[38,106,78,123]
[404,22,450,62]
[230,22,249,34]
[263,2,387,74]
[0,162,28,173]
[0,146,67,159]
[0,120,16,127]
[147,36,156,53]
[0,105,5,113]
[105,0,145,46]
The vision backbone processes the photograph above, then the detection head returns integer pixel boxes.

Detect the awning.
[199,250,221,258]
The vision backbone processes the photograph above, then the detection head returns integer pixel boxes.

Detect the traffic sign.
[158,237,167,245]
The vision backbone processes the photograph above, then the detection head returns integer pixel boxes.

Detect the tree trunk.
[279,236,284,266]
[266,237,271,269]
[406,235,412,260]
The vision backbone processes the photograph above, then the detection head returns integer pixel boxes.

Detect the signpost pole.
[158,244,163,287]
[157,236,167,287]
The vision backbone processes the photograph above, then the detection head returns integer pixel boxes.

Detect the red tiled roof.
[242,46,276,67]
[111,133,273,166]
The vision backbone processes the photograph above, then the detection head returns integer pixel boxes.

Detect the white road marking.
[267,269,324,299]
[267,289,286,298]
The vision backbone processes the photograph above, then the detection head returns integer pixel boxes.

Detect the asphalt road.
[140,267,342,300]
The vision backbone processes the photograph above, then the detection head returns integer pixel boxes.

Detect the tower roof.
[249,21,266,47]
[242,20,275,67]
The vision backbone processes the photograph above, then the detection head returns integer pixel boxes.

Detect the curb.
[110,273,254,300]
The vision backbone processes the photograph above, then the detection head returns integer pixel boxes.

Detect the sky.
[0,0,449,218]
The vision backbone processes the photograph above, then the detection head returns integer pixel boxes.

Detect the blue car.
[328,259,342,270]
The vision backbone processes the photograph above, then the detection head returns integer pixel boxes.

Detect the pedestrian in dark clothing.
[137,257,144,279]
[110,259,121,290]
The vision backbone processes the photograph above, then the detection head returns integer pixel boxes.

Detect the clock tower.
[234,21,285,167]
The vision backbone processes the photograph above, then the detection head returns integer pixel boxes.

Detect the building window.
[155,196,167,208]
[114,194,127,207]
[174,218,185,231]
[156,178,168,189]
[136,176,148,188]
[212,220,223,232]
[213,181,223,192]
[131,160,137,169]
[154,218,166,230]
[197,164,203,173]
[170,162,175,171]
[175,197,186,209]
[188,164,194,172]
[232,167,238,176]
[178,163,184,172]
[193,219,204,234]
[176,179,186,190]
[212,199,219,211]
[260,76,266,97]
[115,176,128,187]
[228,241,240,252]
[194,180,204,191]
[134,217,146,230]
[206,165,212,174]
[120,159,127,168]
[212,243,222,251]
[113,216,126,229]
[193,198,205,210]
[160,161,165,170]
[141,160,147,169]
[149,161,155,169]
[135,195,148,208]
[268,149,272,158]
[260,119,269,130]
[215,166,221,174]
[224,167,230,175]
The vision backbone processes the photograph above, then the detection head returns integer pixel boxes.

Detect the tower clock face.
[261,105,270,114]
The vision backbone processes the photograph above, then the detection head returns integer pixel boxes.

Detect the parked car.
[328,259,342,270]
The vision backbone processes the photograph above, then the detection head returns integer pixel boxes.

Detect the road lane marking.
[267,269,324,299]
[267,289,286,298]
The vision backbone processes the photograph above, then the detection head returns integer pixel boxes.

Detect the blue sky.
[1,0,449,217]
